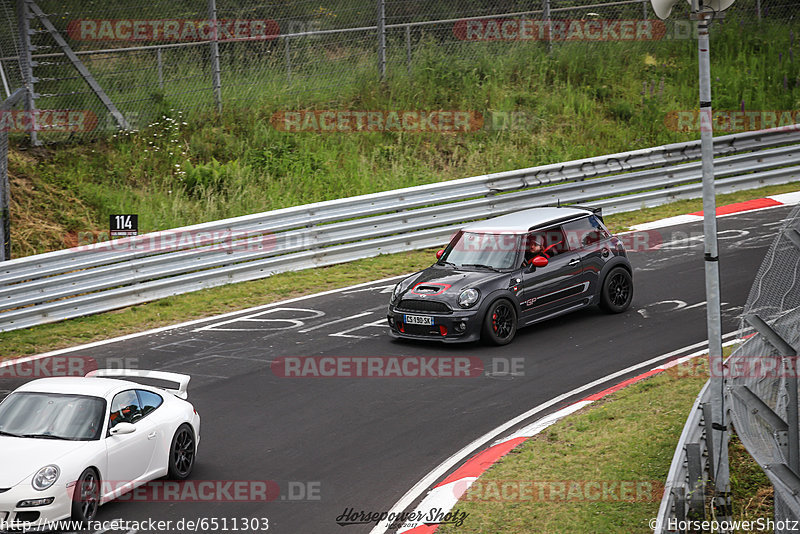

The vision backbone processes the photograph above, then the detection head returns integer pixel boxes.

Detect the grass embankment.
[437,357,772,534]
[8,16,798,257]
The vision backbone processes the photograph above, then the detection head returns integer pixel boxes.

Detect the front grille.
[397,299,451,314]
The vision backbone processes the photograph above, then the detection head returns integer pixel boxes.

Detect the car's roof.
[462,207,592,233]
[14,377,143,398]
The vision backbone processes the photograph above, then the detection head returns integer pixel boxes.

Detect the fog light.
[439,325,448,336]
[387,316,395,326]
[17,497,54,508]
[455,322,466,333]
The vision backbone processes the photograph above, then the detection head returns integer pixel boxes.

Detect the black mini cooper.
[387,206,633,345]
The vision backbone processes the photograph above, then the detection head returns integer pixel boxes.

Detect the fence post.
[542,0,552,52]
[17,0,38,145]
[0,129,8,261]
[642,0,649,20]
[285,36,292,83]
[157,47,164,90]
[377,0,386,81]
[756,0,762,22]
[0,60,10,98]
[207,0,222,113]
[405,25,411,75]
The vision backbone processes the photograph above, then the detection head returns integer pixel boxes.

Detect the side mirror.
[436,249,444,260]
[531,256,548,268]
[110,422,136,436]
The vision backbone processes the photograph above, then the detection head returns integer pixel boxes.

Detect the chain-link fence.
[0,0,796,141]
[727,203,800,532]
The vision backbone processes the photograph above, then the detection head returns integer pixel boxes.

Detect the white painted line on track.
[298,312,373,333]
[0,274,410,365]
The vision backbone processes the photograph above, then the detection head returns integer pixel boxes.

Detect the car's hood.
[399,267,514,299]
[0,436,91,487]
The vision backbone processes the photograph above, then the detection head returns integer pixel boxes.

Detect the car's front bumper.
[0,484,71,532]
[386,306,482,343]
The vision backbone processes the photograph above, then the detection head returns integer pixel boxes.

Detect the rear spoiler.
[548,203,604,223]
[86,369,191,400]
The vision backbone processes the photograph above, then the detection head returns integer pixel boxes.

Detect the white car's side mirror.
[109,422,137,436]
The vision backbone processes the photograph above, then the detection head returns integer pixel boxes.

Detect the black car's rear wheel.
[168,424,196,480]
[482,299,517,345]
[599,267,633,313]
[71,468,99,525]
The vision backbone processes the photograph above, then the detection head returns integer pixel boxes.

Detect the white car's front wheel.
[71,468,100,525]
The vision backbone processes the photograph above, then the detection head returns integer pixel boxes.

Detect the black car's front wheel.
[482,299,517,345]
[599,267,633,313]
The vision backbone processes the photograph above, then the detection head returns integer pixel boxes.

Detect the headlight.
[32,465,60,491]
[390,283,402,304]
[458,288,480,308]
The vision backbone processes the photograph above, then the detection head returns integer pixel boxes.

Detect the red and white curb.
[627,191,800,232]
[395,337,742,534]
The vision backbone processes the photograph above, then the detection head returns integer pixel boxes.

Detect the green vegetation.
[8,15,798,256]
[437,359,772,534]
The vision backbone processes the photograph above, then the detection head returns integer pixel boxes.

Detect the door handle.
[568,258,580,266]
[147,432,157,440]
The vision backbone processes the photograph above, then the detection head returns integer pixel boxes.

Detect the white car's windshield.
[439,232,521,270]
[0,392,106,441]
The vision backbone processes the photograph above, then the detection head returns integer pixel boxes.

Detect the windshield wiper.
[0,430,21,437]
[461,263,501,272]
[21,433,72,440]
[438,260,456,267]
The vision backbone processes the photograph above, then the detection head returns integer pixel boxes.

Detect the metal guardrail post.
[207,0,222,113]
[685,442,705,523]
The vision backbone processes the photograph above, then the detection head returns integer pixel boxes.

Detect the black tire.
[481,299,517,346]
[168,424,196,480]
[71,468,99,526]
[599,267,633,313]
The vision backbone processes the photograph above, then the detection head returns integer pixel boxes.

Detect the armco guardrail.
[1,125,799,332]
[653,380,720,533]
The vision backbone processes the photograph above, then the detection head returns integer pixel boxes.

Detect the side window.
[109,390,142,428]
[563,216,610,250]
[136,390,163,418]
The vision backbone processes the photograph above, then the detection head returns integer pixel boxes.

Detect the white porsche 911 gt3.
[0,369,200,530]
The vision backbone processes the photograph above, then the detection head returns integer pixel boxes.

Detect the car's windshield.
[0,392,106,441]
[439,231,521,270]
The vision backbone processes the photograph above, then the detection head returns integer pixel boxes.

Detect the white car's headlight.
[458,288,480,308]
[32,465,60,491]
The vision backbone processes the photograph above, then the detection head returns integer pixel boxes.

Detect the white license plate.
[405,314,434,325]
